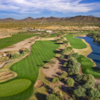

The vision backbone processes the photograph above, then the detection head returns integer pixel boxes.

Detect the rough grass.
[77,55,100,78]
[0,41,59,100]
[29,67,50,100]
[0,79,31,97]
[65,34,87,49]
[0,33,37,49]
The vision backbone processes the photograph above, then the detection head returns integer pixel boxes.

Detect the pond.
[76,36,100,68]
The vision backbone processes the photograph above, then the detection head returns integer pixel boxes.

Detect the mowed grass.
[77,55,100,78]
[0,79,31,97]
[97,84,100,90]
[65,34,87,49]
[0,41,59,100]
[0,33,37,49]
[50,34,56,37]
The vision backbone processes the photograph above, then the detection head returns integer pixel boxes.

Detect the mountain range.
[0,16,100,23]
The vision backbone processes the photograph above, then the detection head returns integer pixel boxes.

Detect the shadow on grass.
[35,93,46,100]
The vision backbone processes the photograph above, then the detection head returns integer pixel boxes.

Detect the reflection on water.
[76,36,100,68]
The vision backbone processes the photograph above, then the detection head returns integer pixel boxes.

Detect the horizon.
[0,0,100,19]
[0,15,100,20]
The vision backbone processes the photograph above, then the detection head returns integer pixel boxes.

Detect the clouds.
[0,0,100,14]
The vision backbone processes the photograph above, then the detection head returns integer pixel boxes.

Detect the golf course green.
[65,34,87,49]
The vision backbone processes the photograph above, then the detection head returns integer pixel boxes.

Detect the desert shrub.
[70,53,79,58]
[63,40,68,44]
[43,66,49,69]
[62,49,68,55]
[59,72,68,80]
[24,48,30,53]
[0,56,9,61]
[46,94,60,100]
[66,77,75,87]
[60,55,64,59]
[63,62,68,68]
[66,46,73,52]
[52,77,59,83]
[11,52,20,59]
[68,98,73,100]
[48,60,55,64]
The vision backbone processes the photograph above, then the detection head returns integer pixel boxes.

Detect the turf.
[0,33,37,49]
[97,84,100,90]
[65,34,87,49]
[0,79,31,97]
[50,34,56,37]
[0,41,59,100]
[77,55,100,78]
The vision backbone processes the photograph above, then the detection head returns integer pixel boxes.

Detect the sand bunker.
[34,80,44,88]
[0,69,17,83]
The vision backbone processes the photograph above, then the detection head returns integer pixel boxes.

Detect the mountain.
[20,17,34,21]
[0,16,100,23]
[35,17,60,21]
[66,15,100,23]
[0,18,16,22]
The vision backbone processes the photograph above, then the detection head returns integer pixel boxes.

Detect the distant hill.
[35,17,60,21]
[0,18,16,22]
[66,16,100,23]
[0,16,100,23]
[20,17,34,21]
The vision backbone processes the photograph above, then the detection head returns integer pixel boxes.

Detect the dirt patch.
[0,35,11,39]
[42,59,62,78]
[34,80,44,88]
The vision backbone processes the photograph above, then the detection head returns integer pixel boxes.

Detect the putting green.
[65,34,87,49]
[0,79,31,97]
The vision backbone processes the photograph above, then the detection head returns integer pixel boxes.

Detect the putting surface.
[0,79,31,97]
[77,55,100,78]
[65,34,87,49]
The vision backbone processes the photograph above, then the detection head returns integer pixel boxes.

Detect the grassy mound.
[0,79,31,97]
[65,34,87,49]
[0,33,37,49]
[0,41,59,100]
[77,55,100,78]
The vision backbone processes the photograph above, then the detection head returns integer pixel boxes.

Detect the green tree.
[87,88,100,98]
[66,77,75,87]
[82,74,95,83]
[68,65,80,75]
[75,74,83,84]
[83,81,95,89]
[74,86,86,97]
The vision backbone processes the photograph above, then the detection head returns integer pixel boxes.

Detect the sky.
[0,0,100,19]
